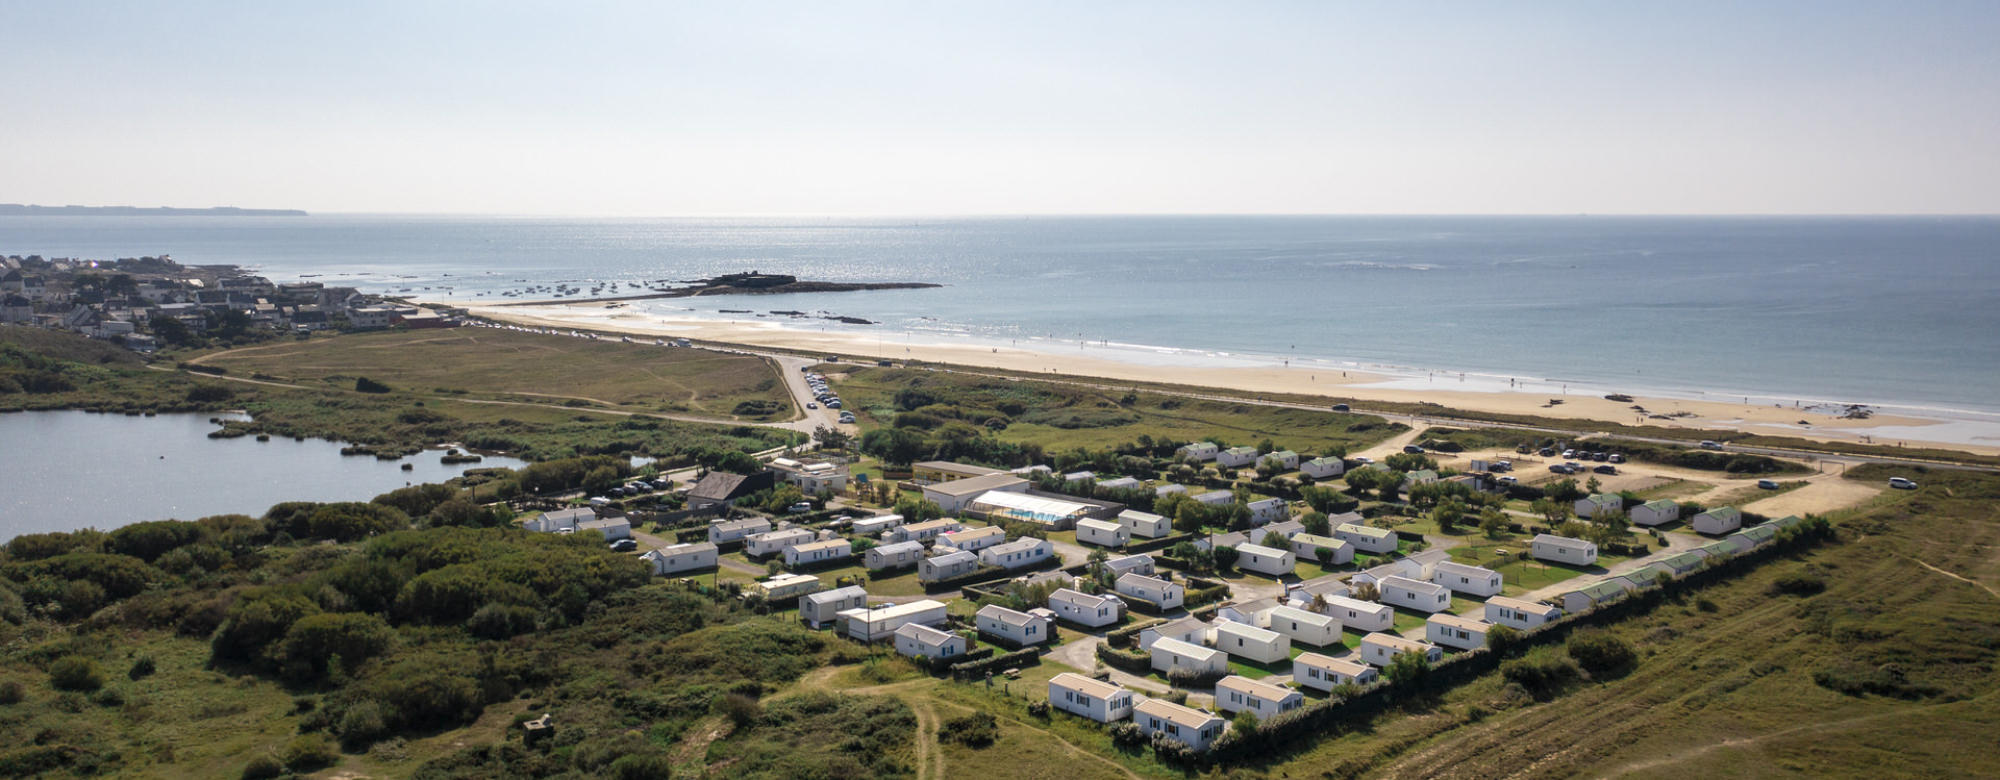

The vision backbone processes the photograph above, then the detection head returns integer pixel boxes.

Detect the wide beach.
[457,300,1999,456]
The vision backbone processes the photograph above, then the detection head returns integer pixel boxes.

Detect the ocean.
[5,214,1998,421]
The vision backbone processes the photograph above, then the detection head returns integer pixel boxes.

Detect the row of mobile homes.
[1484,595,1562,630]
[976,604,1056,647]
[937,525,1005,552]
[1149,636,1229,676]
[641,542,717,575]
[1560,579,1633,613]
[1631,499,1679,527]
[1233,542,1297,577]
[1431,561,1503,597]
[1294,653,1379,692]
[1115,573,1184,611]
[837,599,949,642]
[1336,522,1398,554]
[784,539,852,568]
[981,538,1055,570]
[1289,533,1354,565]
[1048,673,1137,723]
[1118,509,1172,538]
[1048,588,1122,627]
[1077,518,1132,548]
[1359,632,1442,667]
[1378,575,1452,613]
[1258,604,1342,646]
[1425,613,1492,650]
[799,585,869,628]
[1531,534,1598,566]
[894,623,967,661]
[919,549,981,583]
[1214,675,1303,717]
[1134,698,1227,753]
[865,540,927,571]
[1213,620,1291,664]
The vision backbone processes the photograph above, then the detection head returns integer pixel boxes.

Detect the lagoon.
[0,410,525,540]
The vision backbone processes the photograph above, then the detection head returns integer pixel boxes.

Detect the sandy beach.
[455,301,2000,456]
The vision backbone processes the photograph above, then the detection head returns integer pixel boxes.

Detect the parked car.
[1889,477,1919,490]
[787,502,813,513]
[1491,461,1512,472]
[806,402,817,409]
[1499,476,1519,484]
[1549,464,1573,474]
[1538,447,1557,457]
[1757,479,1780,490]
[1353,456,1374,464]
[1700,440,1723,450]
[1403,445,1426,454]
[1330,403,1350,412]
[608,539,639,552]
[1594,465,1617,475]
[1608,453,1625,463]
[1562,449,1576,458]
[1593,452,1610,462]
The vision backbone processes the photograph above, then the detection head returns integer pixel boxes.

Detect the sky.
[2,1,1997,216]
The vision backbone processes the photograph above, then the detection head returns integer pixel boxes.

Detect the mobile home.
[1431,561,1503,597]
[1425,613,1493,651]
[1530,534,1598,566]
[1484,595,1561,630]
[1378,575,1452,613]
[1048,673,1136,723]
[1358,632,1442,667]
[1212,621,1291,664]
[1293,653,1378,692]
[1335,522,1398,555]
[1214,675,1303,717]
[1257,604,1342,647]
[1233,542,1297,577]
[1076,518,1132,548]
[1047,588,1122,628]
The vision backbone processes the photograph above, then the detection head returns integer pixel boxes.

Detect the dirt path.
[1905,555,2000,601]
[909,698,943,780]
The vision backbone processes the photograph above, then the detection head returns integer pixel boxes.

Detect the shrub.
[338,700,389,750]
[938,711,999,748]
[714,692,762,727]
[355,377,392,393]
[240,755,284,780]
[1500,650,1582,700]
[128,655,157,680]
[279,734,338,772]
[1771,570,1827,596]
[1166,666,1226,688]
[609,753,677,780]
[278,612,395,682]
[0,680,23,704]
[1566,630,1637,677]
[1026,700,1050,718]
[1109,721,1146,749]
[48,655,105,692]
[467,603,540,640]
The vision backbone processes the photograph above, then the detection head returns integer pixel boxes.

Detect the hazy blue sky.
[3,1,1996,215]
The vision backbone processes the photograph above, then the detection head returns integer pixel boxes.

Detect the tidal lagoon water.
[0,410,524,540]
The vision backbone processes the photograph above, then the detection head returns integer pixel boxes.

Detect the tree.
[148,315,196,346]
[1301,511,1331,536]
[1544,478,1583,504]
[1479,508,1509,538]
[1384,452,1437,473]
[1531,498,1572,527]
[1256,438,1276,455]
[893,497,944,523]
[1351,581,1379,602]
[278,612,395,682]
[1384,649,1431,685]
[813,424,852,450]
[1431,498,1467,533]
[1211,546,1240,572]
[1584,476,1603,495]
[1260,530,1289,549]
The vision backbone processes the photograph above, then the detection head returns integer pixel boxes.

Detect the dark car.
[608,538,638,552]
[1403,445,1425,454]
[1538,447,1557,457]
[1330,403,1350,412]
[1593,452,1610,462]
[1757,479,1780,490]
[1593,465,1617,475]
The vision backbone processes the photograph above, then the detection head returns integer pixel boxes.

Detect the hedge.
[949,648,1041,681]
[1094,644,1153,675]
[1106,618,1166,649]
[1125,533,1198,554]
[913,646,993,675]
[921,565,1016,594]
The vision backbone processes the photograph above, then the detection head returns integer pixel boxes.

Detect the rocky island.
[492,271,940,306]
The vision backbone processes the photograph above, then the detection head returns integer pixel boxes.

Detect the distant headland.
[0,204,309,217]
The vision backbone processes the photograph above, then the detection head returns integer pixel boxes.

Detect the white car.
[1888,477,1918,490]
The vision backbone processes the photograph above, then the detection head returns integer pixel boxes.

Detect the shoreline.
[449,301,2000,457]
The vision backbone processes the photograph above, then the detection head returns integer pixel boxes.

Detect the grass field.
[199,328,795,421]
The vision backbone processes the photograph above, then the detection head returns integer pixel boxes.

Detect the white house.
[1300,456,1346,480]
[936,525,1005,552]
[980,538,1054,570]
[865,540,927,571]
[1575,493,1624,520]
[746,527,817,558]
[1233,542,1297,577]
[1149,636,1229,676]
[1293,653,1379,692]
[851,514,903,536]
[1693,506,1744,536]
[1246,498,1290,526]
[1630,499,1679,527]
[526,507,595,533]
[1320,595,1396,632]
[1212,620,1291,664]
[1133,699,1227,753]
[1484,595,1562,630]
[976,604,1056,647]
[1358,632,1442,667]
[783,539,852,568]
[576,517,631,541]
[1257,605,1342,647]
[1176,442,1220,462]
[1531,534,1599,566]
[836,599,949,642]
[1259,450,1300,471]
[1138,617,1209,650]
[1431,561,1504,598]
[641,542,718,575]
[748,573,822,601]
[1191,490,1235,506]
[1047,588,1122,628]
[1076,518,1132,548]
[1118,509,1172,539]
[1214,675,1304,717]
[1288,534,1354,565]
[894,622,966,661]
[708,517,773,545]
[1102,553,1156,578]
[1217,446,1260,468]
[799,585,869,628]
[889,518,965,544]
[1049,673,1136,724]
[1335,522,1399,555]
[1115,573,1184,610]
[1378,575,1452,613]
[918,549,981,583]
[1425,613,1493,651]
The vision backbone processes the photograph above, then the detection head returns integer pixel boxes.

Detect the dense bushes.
[1095,643,1153,674]
[1566,630,1637,677]
[47,655,105,691]
[939,711,1000,748]
[277,612,395,682]
[1500,649,1581,700]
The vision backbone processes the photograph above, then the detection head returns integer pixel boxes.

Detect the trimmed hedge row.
[1106,618,1166,649]
[949,648,1041,681]
[1095,643,1153,675]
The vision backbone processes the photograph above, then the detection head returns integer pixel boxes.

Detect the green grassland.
[198,328,796,421]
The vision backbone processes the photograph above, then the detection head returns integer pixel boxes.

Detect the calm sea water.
[0,411,524,540]
[4,214,1997,417]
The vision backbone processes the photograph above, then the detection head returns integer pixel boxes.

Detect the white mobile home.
[1378,575,1452,613]
[1076,518,1132,548]
[1293,653,1379,692]
[1425,613,1493,651]
[1288,533,1354,565]
[1261,450,1300,470]
[1575,493,1623,520]
[1530,534,1598,566]
[1335,522,1399,555]
[1212,621,1291,664]
[1117,509,1172,538]
[799,585,869,628]
[1149,637,1229,676]
[1300,456,1346,479]
[524,507,594,533]
[893,622,966,661]
[748,573,822,601]
[1048,673,1136,724]
[640,542,717,575]
[576,517,631,541]
[707,517,772,545]
[1214,675,1303,717]
[1217,446,1260,468]
[936,525,1005,552]
[865,540,927,571]
[1693,506,1744,536]
[1133,699,1226,753]
[1102,553,1156,578]
[980,538,1054,570]
[1484,595,1562,630]
[1560,579,1633,613]
[1630,499,1679,527]
[1431,561,1503,597]
[745,527,816,558]
[1246,498,1290,525]
[1138,617,1209,650]
[1175,442,1220,462]
[1233,542,1297,577]
[1322,595,1396,632]
[1096,476,1142,491]
[1358,632,1442,667]
[1047,588,1122,628]
[1257,605,1342,647]
[976,604,1056,647]
[1191,490,1235,506]
[918,549,981,583]
[783,539,852,568]
[889,518,966,544]
[1115,573,1184,610]
[836,599,949,642]
[850,514,904,537]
